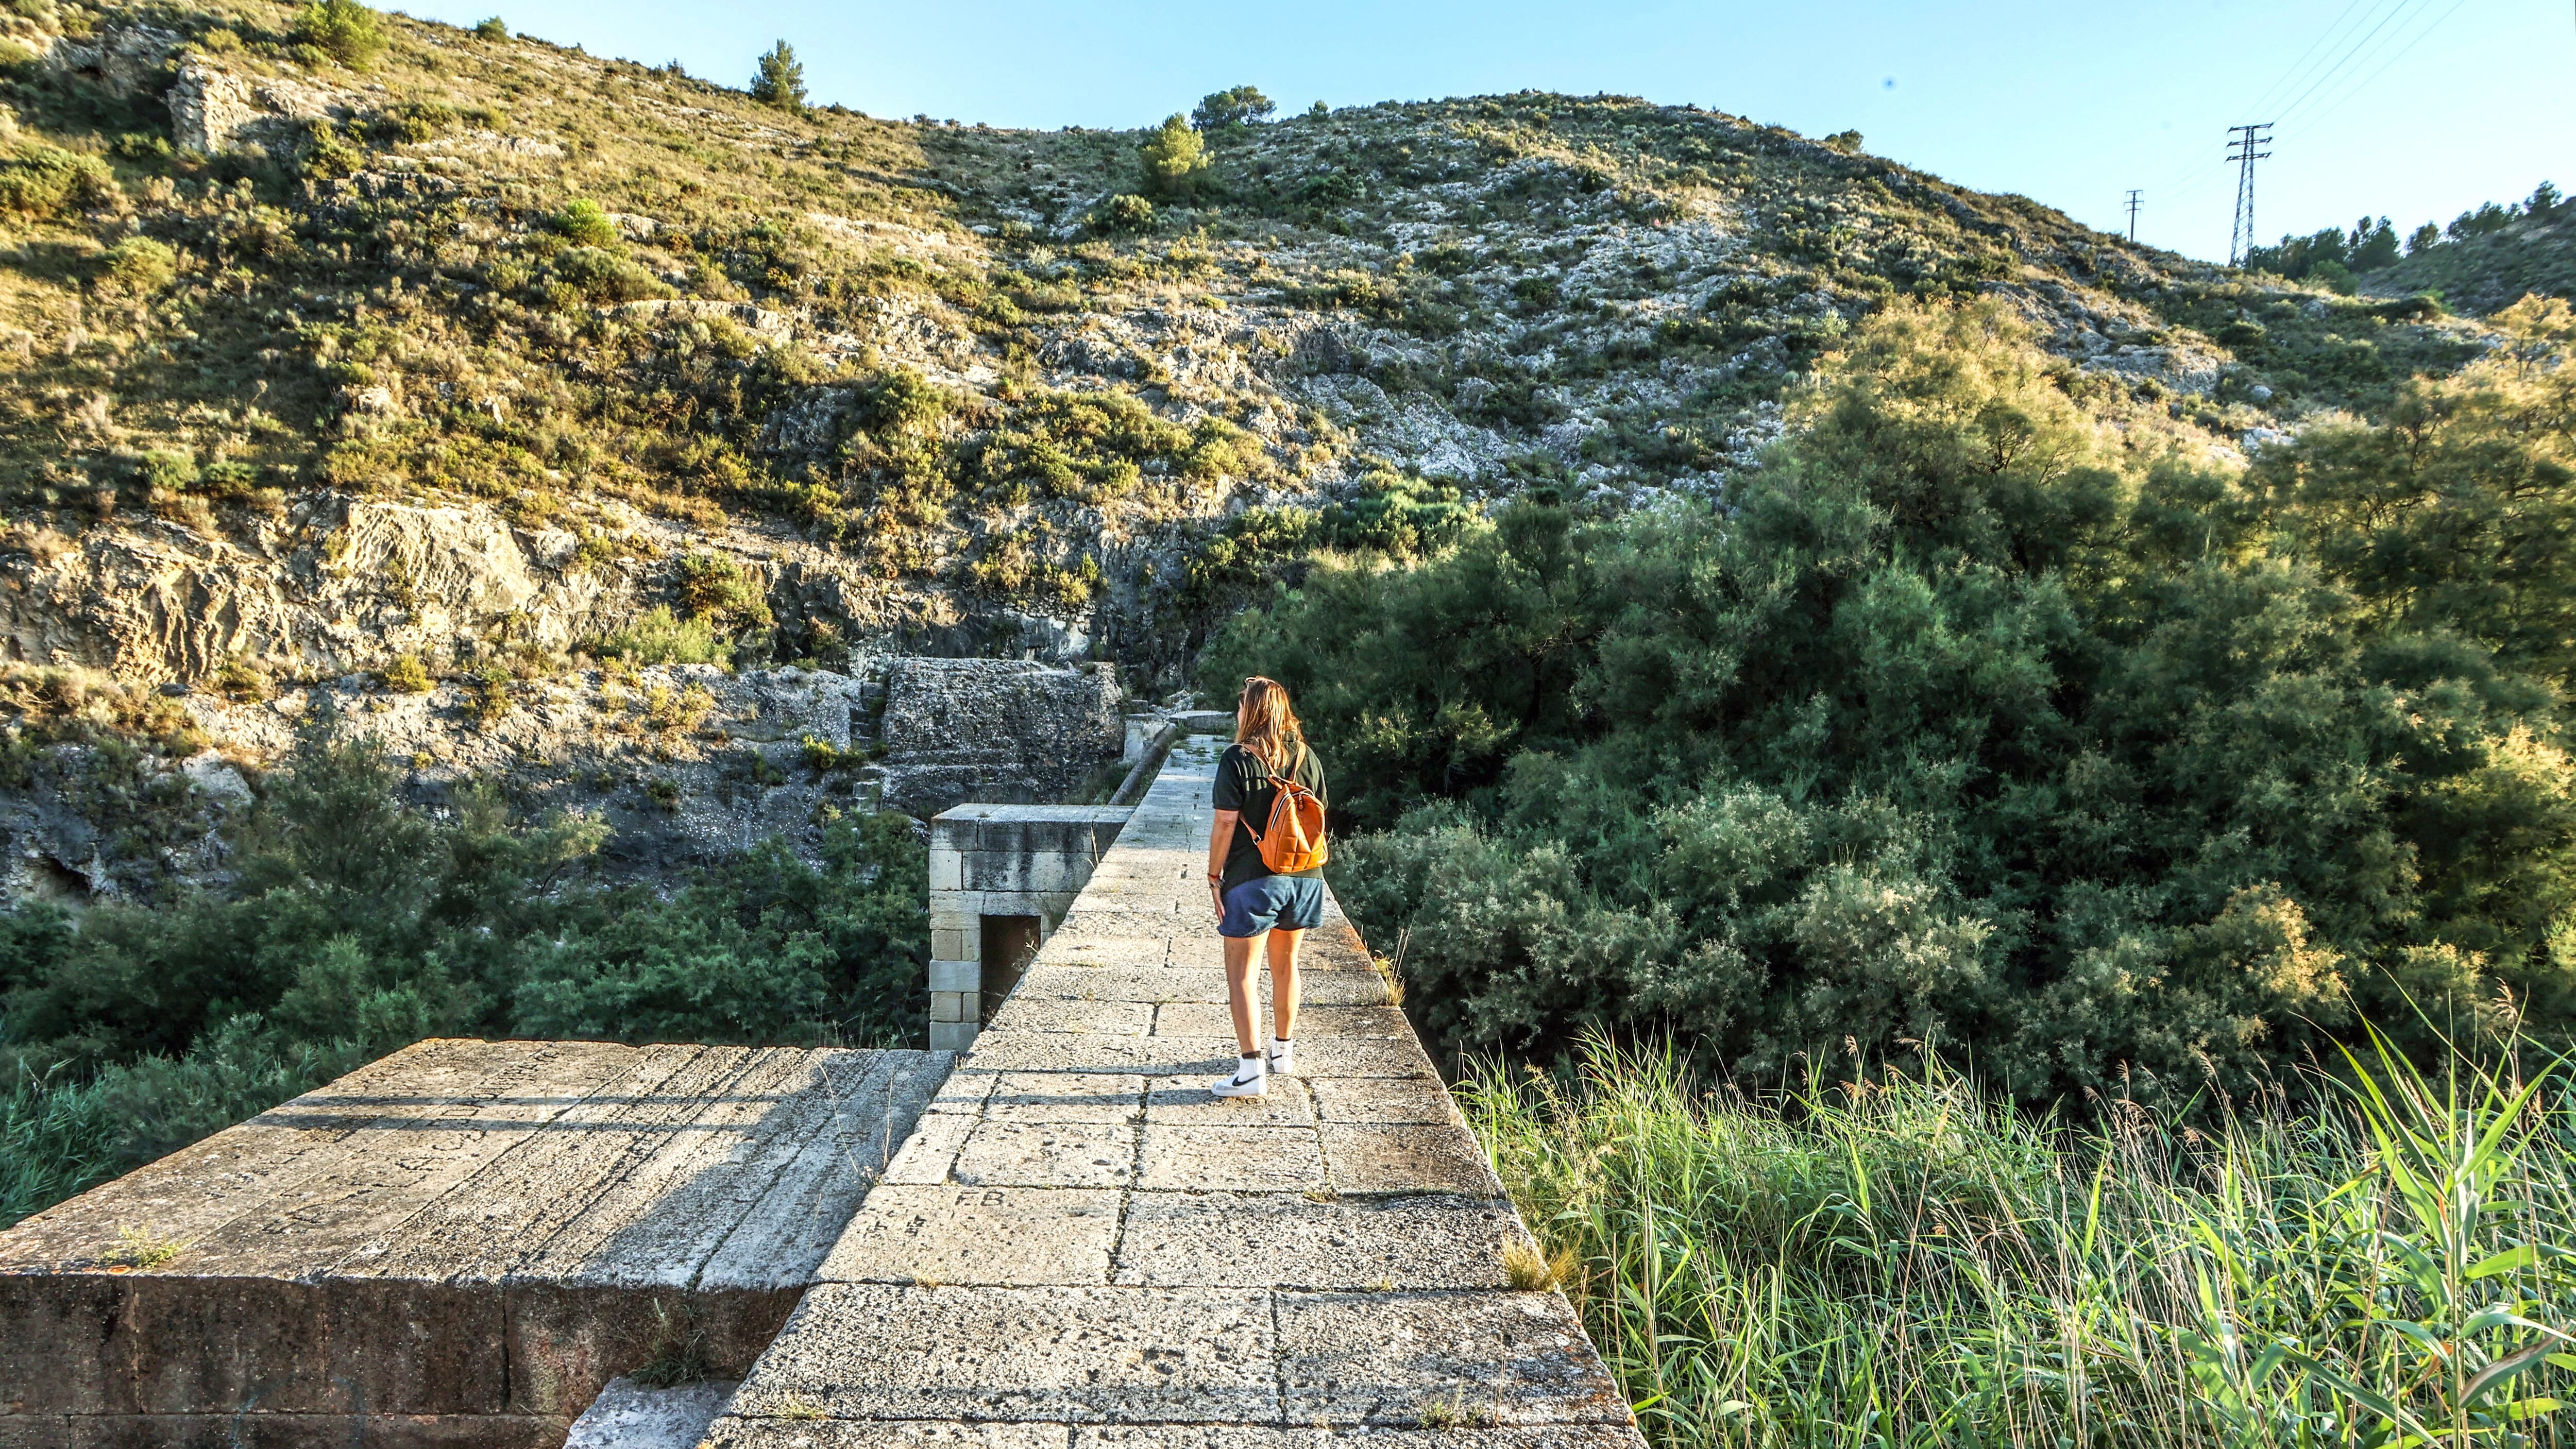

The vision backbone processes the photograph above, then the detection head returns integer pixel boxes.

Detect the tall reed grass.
[1462,1034,2576,1447]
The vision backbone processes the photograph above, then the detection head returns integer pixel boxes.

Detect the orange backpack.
[1253,743,1329,874]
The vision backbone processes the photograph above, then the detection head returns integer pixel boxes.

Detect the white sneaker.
[1267,1037,1297,1076]
[1211,1056,1268,1098]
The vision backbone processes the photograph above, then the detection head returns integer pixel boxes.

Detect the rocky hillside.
[0,0,2503,701]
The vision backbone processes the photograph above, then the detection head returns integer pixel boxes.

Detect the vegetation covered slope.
[0,0,2493,708]
[1209,297,2576,1104]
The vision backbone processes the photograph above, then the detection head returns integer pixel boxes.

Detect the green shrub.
[1138,114,1209,197]
[291,0,387,68]
[99,237,177,296]
[370,99,462,144]
[592,605,731,666]
[473,15,507,39]
[296,120,365,180]
[1091,193,1156,234]
[465,666,512,725]
[379,654,432,693]
[546,245,669,302]
[0,147,115,218]
[674,553,773,628]
[133,449,196,492]
[554,197,618,247]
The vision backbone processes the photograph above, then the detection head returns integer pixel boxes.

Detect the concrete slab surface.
[0,1041,945,1445]
[710,738,1644,1446]
[563,1376,739,1449]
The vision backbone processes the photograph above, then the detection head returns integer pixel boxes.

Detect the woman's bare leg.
[1224,931,1265,1057]
[1267,927,1305,1043]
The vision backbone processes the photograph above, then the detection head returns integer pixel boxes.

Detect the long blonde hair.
[1235,676,1303,774]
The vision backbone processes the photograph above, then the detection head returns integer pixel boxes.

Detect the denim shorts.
[1219,874,1325,938]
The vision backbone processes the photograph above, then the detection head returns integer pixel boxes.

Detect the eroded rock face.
[0,498,635,681]
[0,657,1128,904]
[165,56,355,154]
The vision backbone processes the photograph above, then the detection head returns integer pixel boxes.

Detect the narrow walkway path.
[705,738,1646,1446]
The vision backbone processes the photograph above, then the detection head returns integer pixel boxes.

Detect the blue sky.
[400,0,2572,263]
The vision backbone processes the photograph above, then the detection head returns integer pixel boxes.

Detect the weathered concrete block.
[928,958,980,993]
[931,991,970,1024]
[982,1072,1146,1124]
[949,1121,1136,1189]
[928,1020,981,1054]
[721,1285,1278,1424]
[821,1186,1121,1287]
[1319,1123,1501,1198]
[1114,1192,1526,1290]
[1275,1290,1633,1427]
[1137,1125,1328,1194]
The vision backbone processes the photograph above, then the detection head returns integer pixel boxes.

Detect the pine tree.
[1138,114,1208,196]
[750,41,805,110]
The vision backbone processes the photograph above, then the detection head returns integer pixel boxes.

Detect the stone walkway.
[704,738,1648,1447]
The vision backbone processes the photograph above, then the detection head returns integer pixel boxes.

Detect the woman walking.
[1206,676,1329,1099]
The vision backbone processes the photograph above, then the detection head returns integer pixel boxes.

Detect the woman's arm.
[1206,808,1238,916]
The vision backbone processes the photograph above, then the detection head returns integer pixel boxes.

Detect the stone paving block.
[1293,1035,1440,1081]
[190,1040,649,1282]
[1307,1076,1459,1127]
[703,1419,1073,1447]
[1143,1075,1313,1127]
[725,1285,1279,1424]
[962,1034,1236,1077]
[951,1121,1137,1189]
[883,1113,975,1185]
[563,1375,738,1448]
[983,997,1155,1036]
[1277,1290,1634,1428]
[1113,1193,1526,1290]
[1321,1124,1501,1197]
[1136,1125,1328,1194]
[985,1072,1146,1123]
[925,1069,997,1115]
[1013,965,1211,1003]
[822,1186,1121,1286]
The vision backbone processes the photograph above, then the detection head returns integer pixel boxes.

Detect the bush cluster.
[1206,298,2576,1103]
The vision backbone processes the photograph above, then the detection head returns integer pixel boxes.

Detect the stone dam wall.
[0,738,1646,1448]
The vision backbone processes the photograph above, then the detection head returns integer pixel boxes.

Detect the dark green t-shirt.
[1211,741,1328,893]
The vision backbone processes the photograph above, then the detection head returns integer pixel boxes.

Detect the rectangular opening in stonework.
[979,914,1042,1022]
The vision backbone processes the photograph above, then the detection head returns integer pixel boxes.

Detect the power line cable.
[2240,0,2390,120]
[2282,0,2475,133]
[2269,0,2435,131]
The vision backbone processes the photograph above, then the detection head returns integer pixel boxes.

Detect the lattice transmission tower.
[2227,123,2273,266]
